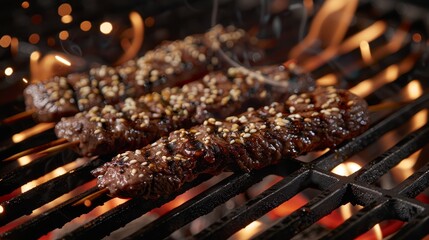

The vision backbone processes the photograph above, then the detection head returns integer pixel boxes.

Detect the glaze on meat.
[92,87,369,199]
[24,25,259,122]
[56,65,315,156]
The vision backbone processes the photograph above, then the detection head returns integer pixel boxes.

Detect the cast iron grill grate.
[2,1,429,239]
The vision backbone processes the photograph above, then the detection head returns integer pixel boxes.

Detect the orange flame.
[290,0,359,61]
[350,54,416,98]
[405,80,427,131]
[232,220,264,240]
[20,159,85,193]
[360,41,372,65]
[300,20,386,71]
[317,73,338,86]
[114,11,145,65]
[332,162,361,176]
[12,123,55,143]
[332,163,383,240]
[30,52,75,83]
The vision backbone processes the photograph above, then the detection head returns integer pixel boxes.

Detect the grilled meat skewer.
[92,87,369,199]
[56,65,315,156]
[24,25,259,122]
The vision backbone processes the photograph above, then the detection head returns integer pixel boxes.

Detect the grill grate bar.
[122,164,282,240]
[252,181,349,240]
[0,128,56,161]
[342,42,413,86]
[363,69,414,106]
[256,122,429,240]
[256,174,425,240]
[395,162,429,197]
[314,91,429,171]
[0,157,106,225]
[321,187,429,240]
[310,32,388,79]
[61,175,212,240]
[1,2,429,238]
[0,149,79,196]
[0,186,111,240]
[320,199,393,240]
[355,123,429,184]
[391,210,429,240]
[0,118,36,143]
[194,168,315,240]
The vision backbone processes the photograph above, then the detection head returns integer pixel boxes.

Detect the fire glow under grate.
[2,0,429,239]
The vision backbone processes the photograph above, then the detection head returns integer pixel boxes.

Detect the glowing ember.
[0,205,3,214]
[405,80,427,132]
[4,67,13,76]
[359,40,372,65]
[20,181,37,193]
[29,33,40,44]
[58,3,72,16]
[100,22,113,34]
[385,65,399,82]
[21,160,85,193]
[84,200,92,207]
[412,33,422,42]
[61,15,73,24]
[332,162,361,176]
[406,80,423,100]
[349,80,373,97]
[373,224,383,240]
[268,193,308,220]
[233,220,264,239]
[55,55,71,66]
[12,122,55,143]
[356,223,383,240]
[0,35,12,48]
[356,224,383,240]
[80,21,92,31]
[21,1,29,9]
[59,30,69,40]
[317,73,338,86]
[17,155,32,166]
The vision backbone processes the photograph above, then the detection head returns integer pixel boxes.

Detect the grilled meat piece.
[24,25,260,122]
[56,65,314,156]
[92,87,369,199]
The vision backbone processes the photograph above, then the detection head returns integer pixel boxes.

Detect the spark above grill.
[2,1,429,239]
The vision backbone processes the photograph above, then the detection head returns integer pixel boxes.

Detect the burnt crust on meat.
[92,87,369,199]
[55,65,315,156]
[24,25,261,122]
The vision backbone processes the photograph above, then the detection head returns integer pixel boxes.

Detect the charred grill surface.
[55,65,314,156]
[92,87,369,199]
[23,25,259,122]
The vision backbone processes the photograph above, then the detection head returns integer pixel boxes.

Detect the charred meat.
[56,65,314,156]
[92,87,369,199]
[24,25,260,122]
